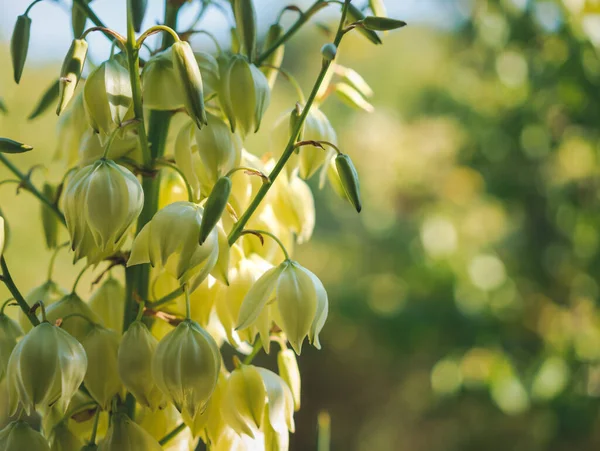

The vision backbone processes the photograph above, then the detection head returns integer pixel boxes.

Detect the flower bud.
[118,321,164,410]
[218,54,270,137]
[49,421,83,451]
[362,16,407,31]
[152,319,221,419]
[10,15,31,84]
[232,0,257,61]
[41,183,59,249]
[7,322,87,415]
[71,0,89,38]
[64,159,144,264]
[98,413,162,451]
[347,4,382,45]
[335,153,362,212]
[128,202,219,291]
[222,365,294,438]
[57,39,89,115]
[45,293,101,342]
[80,325,122,410]
[89,278,124,333]
[0,138,33,154]
[200,177,232,245]
[20,280,66,332]
[141,47,185,111]
[277,348,301,411]
[237,260,328,354]
[261,24,285,89]
[131,0,148,32]
[0,314,22,381]
[0,421,50,451]
[172,41,207,129]
[321,43,337,61]
[83,57,133,135]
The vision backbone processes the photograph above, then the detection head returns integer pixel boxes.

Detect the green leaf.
[28,80,60,120]
[362,16,407,31]
[0,138,33,154]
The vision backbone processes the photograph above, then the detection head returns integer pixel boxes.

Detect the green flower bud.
[335,153,362,213]
[98,413,162,451]
[261,24,285,89]
[131,0,148,32]
[0,137,33,154]
[0,314,22,381]
[118,321,164,410]
[152,319,221,419]
[57,39,89,115]
[71,0,91,38]
[49,421,83,451]
[172,41,207,129]
[334,82,374,113]
[11,15,32,84]
[222,365,294,438]
[200,176,232,245]
[237,260,328,354]
[232,0,257,61]
[19,281,66,332]
[83,57,133,136]
[54,91,88,167]
[362,16,407,31]
[45,293,101,342]
[88,278,124,333]
[128,202,219,291]
[29,79,61,120]
[64,159,144,264]
[347,4,382,45]
[7,322,87,415]
[80,325,122,410]
[218,54,271,137]
[41,183,59,249]
[141,47,185,111]
[277,348,301,411]
[320,43,337,61]
[0,421,50,451]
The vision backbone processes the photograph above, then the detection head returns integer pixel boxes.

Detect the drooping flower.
[98,413,162,451]
[0,421,51,451]
[89,277,125,333]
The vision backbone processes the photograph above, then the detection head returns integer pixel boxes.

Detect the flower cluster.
[0,0,405,449]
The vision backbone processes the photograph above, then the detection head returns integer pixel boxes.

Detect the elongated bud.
[335,82,374,113]
[335,153,362,213]
[200,176,232,245]
[29,79,60,120]
[0,421,50,450]
[362,16,407,31]
[71,0,91,38]
[369,0,387,16]
[233,0,257,61]
[98,413,162,451]
[131,0,148,32]
[347,4,382,45]
[172,41,208,129]
[321,43,337,61]
[118,321,164,410]
[57,39,89,115]
[0,314,22,381]
[88,278,124,333]
[41,183,59,249]
[0,138,33,154]
[278,348,301,411]
[261,24,285,88]
[11,15,32,84]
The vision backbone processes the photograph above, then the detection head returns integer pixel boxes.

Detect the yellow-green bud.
[98,413,162,451]
[29,79,61,120]
[128,202,219,291]
[152,319,221,419]
[0,137,33,154]
[64,159,144,264]
[347,4,382,45]
[218,54,271,137]
[41,183,59,249]
[45,293,101,342]
[20,280,66,332]
[362,16,407,31]
[80,325,122,410]
[141,47,185,111]
[0,421,50,451]
[0,314,22,381]
[89,278,124,333]
[71,0,91,38]
[57,39,89,115]
[200,176,232,245]
[277,348,301,411]
[261,24,285,89]
[320,43,337,61]
[232,0,257,61]
[335,153,362,213]
[237,260,328,354]
[118,321,164,410]
[6,322,87,415]
[172,41,208,129]
[83,57,133,135]
[11,15,31,84]
[49,421,83,451]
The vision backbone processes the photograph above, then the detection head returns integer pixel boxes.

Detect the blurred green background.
[4,0,600,450]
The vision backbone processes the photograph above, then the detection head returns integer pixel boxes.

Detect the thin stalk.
[0,257,40,326]
[136,25,181,47]
[0,154,65,226]
[184,284,191,320]
[244,229,290,260]
[159,423,187,446]
[0,298,15,315]
[228,0,352,246]
[89,408,101,445]
[47,241,70,280]
[24,0,43,15]
[71,265,90,293]
[146,286,184,309]
[155,159,194,202]
[243,337,263,365]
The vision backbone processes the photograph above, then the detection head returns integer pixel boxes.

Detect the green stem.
[155,159,194,202]
[0,298,15,315]
[47,241,69,280]
[184,284,191,319]
[71,265,90,293]
[159,423,187,446]
[0,154,65,226]
[89,408,101,445]
[244,229,290,260]
[136,25,181,47]
[24,0,43,16]
[243,337,263,365]
[228,0,352,246]
[0,257,40,326]
[147,286,184,309]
